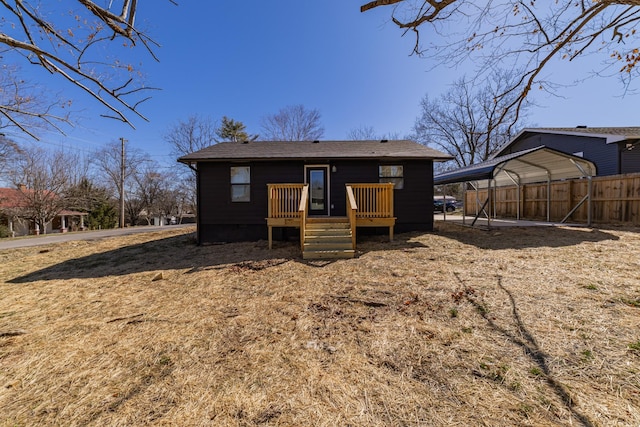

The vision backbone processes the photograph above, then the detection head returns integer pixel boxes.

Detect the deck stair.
[303,218,354,260]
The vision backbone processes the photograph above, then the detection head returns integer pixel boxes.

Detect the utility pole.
[119,137,127,228]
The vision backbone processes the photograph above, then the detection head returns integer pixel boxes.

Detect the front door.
[306,166,329,216]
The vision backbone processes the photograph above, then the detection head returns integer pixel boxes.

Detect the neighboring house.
[492,127,640,176]
[0,187,31,236]
[0,187,86,237]
[178,140,451,255]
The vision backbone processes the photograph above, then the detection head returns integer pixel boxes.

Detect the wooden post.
[520,184,526,219]
[567,180,573,222]
[587,177,593,226]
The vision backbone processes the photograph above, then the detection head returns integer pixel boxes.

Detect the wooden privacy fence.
[464,173,640,225]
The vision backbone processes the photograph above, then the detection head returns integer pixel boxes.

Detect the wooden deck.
[267,183,396,258]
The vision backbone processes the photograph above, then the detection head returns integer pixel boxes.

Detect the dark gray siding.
[198,161,302,226]
[395,160,435,231]
[196,159,435,243]
[498,134,618,176]
[620,143,640,174]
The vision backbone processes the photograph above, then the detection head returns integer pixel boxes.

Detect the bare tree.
[164,114,219,219]
[165,115,219,160]
[413,71,530,168]
[0,63,69,137]
[261,105,325,141]
[346,125,380,140]
[361,1,640,122]
[6,146,70,234]
[91,140,149,225]
[124,196,145,226]
[346,125,403,140]
[132,162,177,225]
[0,134,20,178]
[0,0,176,139]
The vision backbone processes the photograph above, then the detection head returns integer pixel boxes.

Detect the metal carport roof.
[434,146,596,187]
[433,146,597,228]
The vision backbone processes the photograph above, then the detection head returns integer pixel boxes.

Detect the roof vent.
[312,140,319,143]
[380,139,388,143]
[576,125,587,129]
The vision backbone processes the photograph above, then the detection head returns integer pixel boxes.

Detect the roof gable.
[0,188,28,209]
[178,140,452,163]
[493,127,640,158]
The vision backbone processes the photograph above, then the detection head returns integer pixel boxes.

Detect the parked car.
[434,199,457,213]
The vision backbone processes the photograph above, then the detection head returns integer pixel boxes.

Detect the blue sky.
[10,1,640,168]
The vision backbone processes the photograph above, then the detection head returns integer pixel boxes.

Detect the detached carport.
[434,146,597,229]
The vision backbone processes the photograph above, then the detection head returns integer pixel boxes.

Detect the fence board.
[463,172,640,225]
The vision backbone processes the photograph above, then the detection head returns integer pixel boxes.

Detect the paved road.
[0,224,195,250]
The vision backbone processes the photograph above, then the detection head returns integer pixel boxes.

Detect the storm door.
[305,165,329,216]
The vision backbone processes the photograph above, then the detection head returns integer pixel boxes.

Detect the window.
[230,166,250,202]
[379,165,404,189]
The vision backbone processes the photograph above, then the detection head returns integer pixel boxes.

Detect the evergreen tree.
[87,200,118,230]
[216,116,257,142]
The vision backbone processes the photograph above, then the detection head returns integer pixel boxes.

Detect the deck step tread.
[302,219,355,259]
[302,249,355,260]
[304,242,353,251]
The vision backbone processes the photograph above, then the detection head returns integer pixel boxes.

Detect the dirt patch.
[0,223,638,426]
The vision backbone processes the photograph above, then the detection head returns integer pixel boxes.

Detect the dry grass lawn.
[1,222,639,426]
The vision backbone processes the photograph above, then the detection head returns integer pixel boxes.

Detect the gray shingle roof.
[533,127,640,137]
[178,140,452,163]
[492,126,640,158]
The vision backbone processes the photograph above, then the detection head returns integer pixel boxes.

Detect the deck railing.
[298,186,309,251]
[345,185,358,249]
[268,182,395,249]
[267,184,306,219]
[348,183,395,219]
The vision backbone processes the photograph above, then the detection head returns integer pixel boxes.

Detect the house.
[0,187,87,237]
[0,187,31,236]
[178,140,451,258]
[492,127,640,176]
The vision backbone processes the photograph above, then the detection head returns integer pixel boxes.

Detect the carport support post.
[516,183,521,220]
[487,178,492,230]
[587,176,593,226]
[475,183,479,217]
[493,180,497,219]
[547,178,551,222]
[443,187,447,221]
[462,182,467,225]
